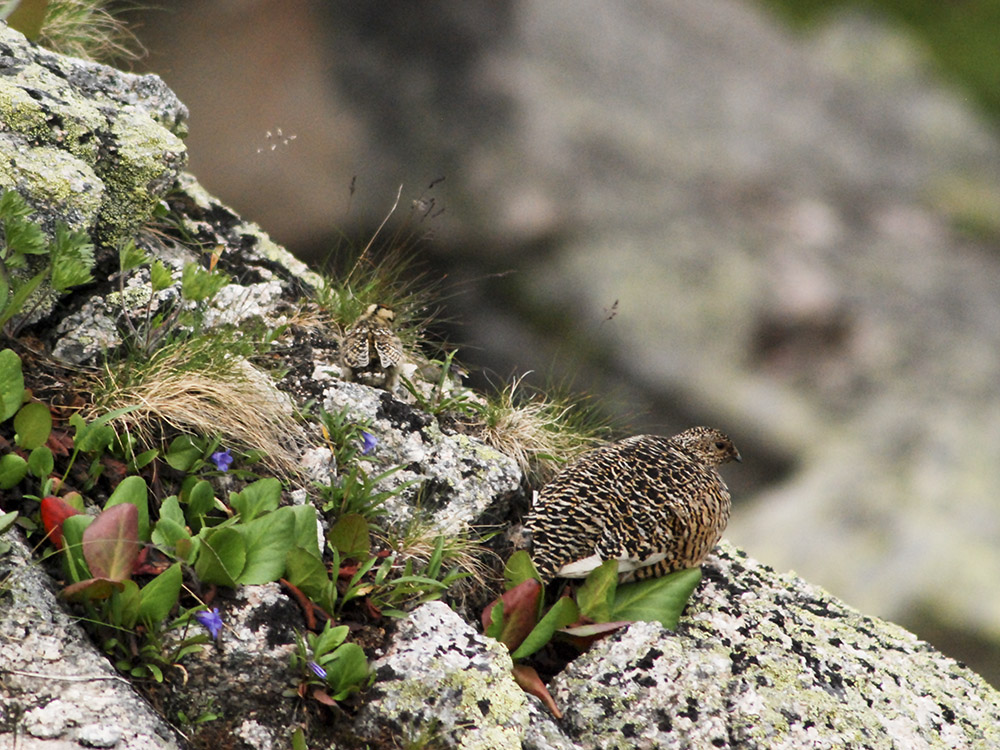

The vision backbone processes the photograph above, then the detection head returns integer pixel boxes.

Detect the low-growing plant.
[482,551,703,717]
[477,375,614,483]
[399,350,482,417]
[289,621,370,705]
[0,191,95,336]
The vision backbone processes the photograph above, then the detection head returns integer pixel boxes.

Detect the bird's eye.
[714,441,727,451]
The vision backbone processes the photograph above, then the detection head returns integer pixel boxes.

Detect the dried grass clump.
[478,376,612,484]
[88,340,307,477]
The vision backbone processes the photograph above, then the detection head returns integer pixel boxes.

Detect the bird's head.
[675,426,742,466]
[361,303,396,324]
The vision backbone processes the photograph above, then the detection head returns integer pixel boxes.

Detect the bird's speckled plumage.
[526,426,741,583]
[340,304,403,390]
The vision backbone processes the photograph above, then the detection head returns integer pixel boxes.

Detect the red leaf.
[483,579,542,653]
[512,664,562,719]
[311,688,337,707]
[82,503,140,582]
[40,495,81,549]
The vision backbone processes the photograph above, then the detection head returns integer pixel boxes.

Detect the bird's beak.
[733,451,743,463]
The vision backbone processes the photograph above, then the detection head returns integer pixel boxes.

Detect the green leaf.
[185,479,216,526]
[130,448,159,470]
[0,510,18,535]
[181,262,228,301]
[149,260,173,292]
[194,527,246,587]
[104,475,150,542]
[235,507,294,584]
[325,643,369,700]
[13,401,50,449]
[313,623,349,656]
[504,550,541,590]
[285,547,333,604]
[0,191,45,254]
[27,445,54,478]
[511,596,579,661]
[82,503,140,582]
[288,504,321,556]
[118,241,149,274]
[328,513,370,560]
[230,477,282,523]
[49,224,95,291]
[70,412,115,453]
[61,514,94,582]
[110,579,141,629]
[576,559,618,623]
[0,348,25,421]
[138,563,182,625]
[611,567,703,630]
[0,268,46,328]
[0,453,27,489]
[165,434,202,471]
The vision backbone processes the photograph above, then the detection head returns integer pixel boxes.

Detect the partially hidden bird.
[340,303,403,390]
[525,426,741,583]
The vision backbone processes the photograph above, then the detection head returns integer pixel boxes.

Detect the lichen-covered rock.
[156,583,309,749]
[0,23,187,242]
[0,533,185,749]
[322,381,523,536]
[355,601,577,750]
[550,541,1000,749]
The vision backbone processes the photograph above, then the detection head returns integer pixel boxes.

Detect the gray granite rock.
[0,534,185,749]
[357,542,1000,749]
[551,541,1000,749]
[355,601,577,750]
[322,380,523,536]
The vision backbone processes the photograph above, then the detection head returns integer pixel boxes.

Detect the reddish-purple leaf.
[82,503,140,582]
[482,578,541,652]
[512,664,562,719]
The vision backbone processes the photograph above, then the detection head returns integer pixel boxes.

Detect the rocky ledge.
[358,542,1000,749]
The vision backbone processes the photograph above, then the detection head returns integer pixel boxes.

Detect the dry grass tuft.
[86,340,307,478]
[478,375,612,484]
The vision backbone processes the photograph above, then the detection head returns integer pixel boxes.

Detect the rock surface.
[357,543,1000,749]
[0,535,185,749]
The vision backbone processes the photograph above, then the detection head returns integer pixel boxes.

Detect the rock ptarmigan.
[340,303,403,390]
[526,426,741,583]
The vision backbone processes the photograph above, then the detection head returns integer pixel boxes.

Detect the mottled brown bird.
[340,303,403,390]
[526,426,741,583]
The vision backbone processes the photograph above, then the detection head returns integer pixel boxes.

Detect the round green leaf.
[13,401,51,450]
[27,445,54,479]
[0,454,28,489]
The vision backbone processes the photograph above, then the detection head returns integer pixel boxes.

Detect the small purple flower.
[210,448,234,472]
[359,430,377,455]
[195,608,223,639]
[308,661,327,680]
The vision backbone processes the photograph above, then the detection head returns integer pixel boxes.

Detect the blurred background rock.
[127,0,1000,684]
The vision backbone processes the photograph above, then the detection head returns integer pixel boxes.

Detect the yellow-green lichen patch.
[0,139,103,231]
[96,109,186,239]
